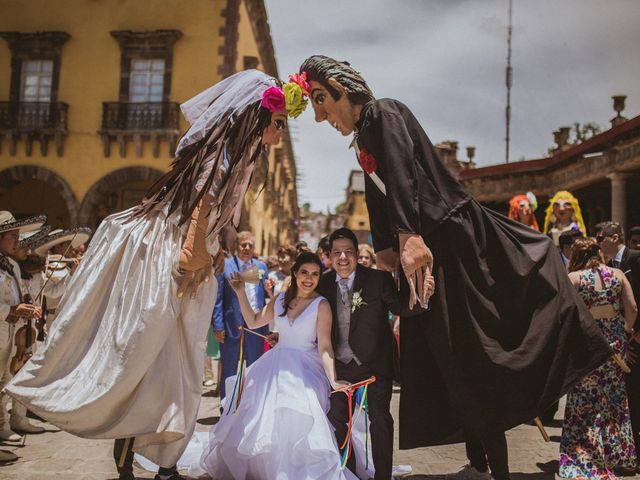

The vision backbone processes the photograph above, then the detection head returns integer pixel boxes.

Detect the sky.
[263,0,640,212]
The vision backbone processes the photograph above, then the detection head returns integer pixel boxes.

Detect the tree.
[571,122,601,144]
[546,121,602,155]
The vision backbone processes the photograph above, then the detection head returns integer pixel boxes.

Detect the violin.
[20,254,46,275]
[46,254,76,271]
[10,294,40,375]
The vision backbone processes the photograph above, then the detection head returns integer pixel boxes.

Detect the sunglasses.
[274,119,286,131]
[595,235,607,243]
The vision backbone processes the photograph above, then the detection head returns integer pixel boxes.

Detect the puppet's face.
[517,200,532,223]
[308,79,360,136]
[553,198,574,224]
[262,113,287,146]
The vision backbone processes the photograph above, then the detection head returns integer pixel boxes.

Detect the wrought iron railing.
[100,102,180,132]
[0,101,68,133]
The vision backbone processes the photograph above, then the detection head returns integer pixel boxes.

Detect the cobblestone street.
[0,388,614,480]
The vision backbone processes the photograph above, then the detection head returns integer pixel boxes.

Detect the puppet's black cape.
[356,98,612,448]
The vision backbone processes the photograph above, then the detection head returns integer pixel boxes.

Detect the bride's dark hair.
[280,251,323,316]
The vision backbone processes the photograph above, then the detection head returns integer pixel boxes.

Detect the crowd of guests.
[205,230,386,407]
[207,190,640,480]
[508,191,640,479]
[2,189,640,479]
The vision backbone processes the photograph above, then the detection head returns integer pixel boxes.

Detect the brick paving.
[0,388,635,480]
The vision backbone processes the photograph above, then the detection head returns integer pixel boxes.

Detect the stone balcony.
[98,101,180,158]
[0,101,69,156]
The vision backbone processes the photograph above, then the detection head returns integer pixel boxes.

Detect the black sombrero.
[33,227,92,256]
[18,225,52,249]
[0,211,47,235]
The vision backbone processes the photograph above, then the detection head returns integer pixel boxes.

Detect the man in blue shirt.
[212,231,269,400]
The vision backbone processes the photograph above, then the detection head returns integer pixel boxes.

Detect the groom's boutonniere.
[351,290,367,313]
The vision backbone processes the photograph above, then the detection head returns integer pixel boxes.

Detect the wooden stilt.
[612,353,631,373]
[118,438,131,468]
[534,417,550,442]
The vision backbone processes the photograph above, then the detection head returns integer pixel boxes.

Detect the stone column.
[607,172,632,231]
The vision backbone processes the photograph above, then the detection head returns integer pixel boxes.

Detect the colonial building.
[459,96,640,234]
[343,170,371,244]
[298,203,345,251]
[0,0,298,255]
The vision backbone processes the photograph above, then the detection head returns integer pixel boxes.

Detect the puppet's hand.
[399,233,434,309]
[177,262,212,299]
[177,195,214,298]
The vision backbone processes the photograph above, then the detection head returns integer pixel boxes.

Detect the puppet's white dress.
[6,69,271,468]
[6,206,220,467]
[185,293,357,480]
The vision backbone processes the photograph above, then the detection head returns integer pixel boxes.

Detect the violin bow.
[34,231,78,304]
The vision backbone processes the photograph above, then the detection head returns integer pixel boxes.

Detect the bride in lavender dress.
[188,251,357,480]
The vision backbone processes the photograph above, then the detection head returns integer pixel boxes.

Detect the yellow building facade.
[0,0,298,255]
[344,170,371,245]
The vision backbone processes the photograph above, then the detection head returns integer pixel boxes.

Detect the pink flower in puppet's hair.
[261,86,286,113]
[359,149,378,174]
[288,72,310,97]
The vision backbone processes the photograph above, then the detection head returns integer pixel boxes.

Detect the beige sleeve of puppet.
[179,193,214,272]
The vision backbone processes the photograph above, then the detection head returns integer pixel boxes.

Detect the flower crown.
[261,72,310,119]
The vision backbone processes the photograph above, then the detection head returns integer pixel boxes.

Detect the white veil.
[177,69,278,154]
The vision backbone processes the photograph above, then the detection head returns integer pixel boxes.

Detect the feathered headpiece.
[543,191,586,236]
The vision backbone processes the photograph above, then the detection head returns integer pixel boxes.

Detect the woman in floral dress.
[560,237,638,478]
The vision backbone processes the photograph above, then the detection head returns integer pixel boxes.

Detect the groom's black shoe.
[118,473,135,480]
[153,466,184,480]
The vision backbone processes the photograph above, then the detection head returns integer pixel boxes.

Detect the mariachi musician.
[0,211,46,450]
[15,226,51,341]
[32,228,91,332]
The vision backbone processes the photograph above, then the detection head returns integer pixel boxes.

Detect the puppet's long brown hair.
[134,101,271,226]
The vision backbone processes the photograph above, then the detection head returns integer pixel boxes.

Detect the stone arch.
[78,166,164,227]
[0,164,79,227]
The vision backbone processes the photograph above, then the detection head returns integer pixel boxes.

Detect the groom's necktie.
[338,277,351,306]
[336,276,360,365]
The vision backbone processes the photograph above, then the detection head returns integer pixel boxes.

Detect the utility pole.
[505,0,513,163]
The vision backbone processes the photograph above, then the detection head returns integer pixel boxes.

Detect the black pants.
[465,430,510,480]
[329,360,393,480]
[626,341,640,465]
[113,438,178,477]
